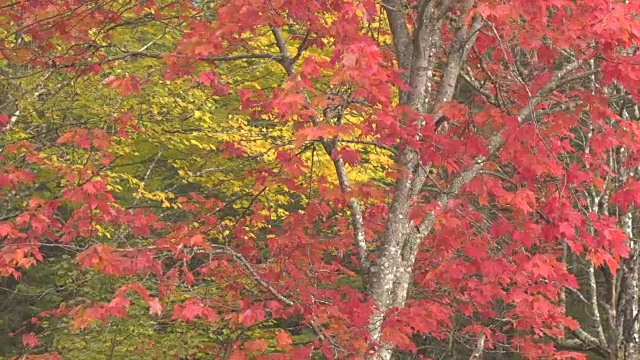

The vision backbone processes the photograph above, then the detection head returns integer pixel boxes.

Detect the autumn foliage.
[1,0,640,359]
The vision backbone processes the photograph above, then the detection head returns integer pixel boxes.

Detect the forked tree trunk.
[365,1,610,359]
[364,2,468,357]
[362,1,497,357]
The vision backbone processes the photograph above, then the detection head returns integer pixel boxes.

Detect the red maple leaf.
[243,339,268,353]
[22,333,39,348]
[276,331,293,349]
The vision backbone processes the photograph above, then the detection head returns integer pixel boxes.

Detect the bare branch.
[518,54,594,121]
[469,332,486,359]
[208,245,330,342]
[459,71,501,108]
[210,245,294,306]
[94,50,280,64]
[334,139,397,155]
[291,30,311,63]
[478,169,518,188]
[320,141,370,272]
[472,47,509,110]
[555,330,607,357]
[565,286,590,305]
[270,25,294,75]
[588,262,608,347]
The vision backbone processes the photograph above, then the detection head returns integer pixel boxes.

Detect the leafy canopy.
[1,0,640,359]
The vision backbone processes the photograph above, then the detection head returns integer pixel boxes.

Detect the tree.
[555,68,640,359]
[1,0,640,359]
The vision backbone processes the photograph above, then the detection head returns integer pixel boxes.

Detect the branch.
[473,47,509,111]
[553,68,602,90]
[545,324,607,357]
[533,100,582,119]
[406,0,441,110]
[270,26,290,59]
[518,53,595,121]
[381,0,412,70]
[270,25,294,75]
[125,238,334,344]
[334,139,397,155]
[554,332,607,357]
[478,169,518,188]
[416,53,594,236]
[587,262,608,347]
[433,2,483,110]
[279,32,370,277]
[210,245,294,306]
[300,94,371,274]
[88,50,280,66]
[565,286,590,305]
[460,71,501,108]
[319,140,370,272]
[469,332,486,360]
[573,328,606,354]
[291,30,311,63]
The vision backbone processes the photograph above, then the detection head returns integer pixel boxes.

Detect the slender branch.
[210,245,294,306]
[85,50,280,66]
[291,30,311,63]
[478,170,518,188]
[565,286,590,305]
[459,71,501,108]
[553,68,602,90]
[270,26,290,59]
[533,100,582,119]
[416,53,594,237]
[320,140,370,272]
[334,139,397,155]
[473,47,509,111]
[270,25,294,75]
[172,244,326,342]
[588,262,608,347]
[518,53,595,121]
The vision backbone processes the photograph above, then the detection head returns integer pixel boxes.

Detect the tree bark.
[367,2,593,358]
[366,1,477,359]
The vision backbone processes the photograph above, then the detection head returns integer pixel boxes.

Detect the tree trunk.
[625,343,640,360]
[364,0,483,349]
